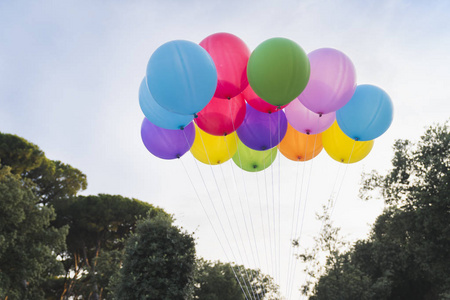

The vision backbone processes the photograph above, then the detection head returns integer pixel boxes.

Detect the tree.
[0,132,88,206]
[112,213,196,300]
[193,259,278,300]
[55,194,165,300]
[0,166,68,300]
[298,121,450,299]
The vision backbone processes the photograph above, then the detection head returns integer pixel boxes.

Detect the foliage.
[0,132,87,205]
[0,166,68,300]
[299,121,450,299]
[193,259,278,300]
[56,194,164,299]
[112,213,196,300]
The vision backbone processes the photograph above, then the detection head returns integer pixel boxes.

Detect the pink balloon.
[200,33,250,99]
[298,48,356,114]
[285,99,335,134]
[194,94,246,136]
[241,84,287,114]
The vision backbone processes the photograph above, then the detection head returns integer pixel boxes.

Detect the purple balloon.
[237,104,287,151]
[298,48,356,114]
[141,118,195,160]
[285,99,336,134]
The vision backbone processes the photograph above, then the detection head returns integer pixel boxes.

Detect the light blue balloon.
[146,40,217,115]
[336,84,393,141]
[139,78,193,130]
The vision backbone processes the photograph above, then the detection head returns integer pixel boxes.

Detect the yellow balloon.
[322,121,374,164]
[190,125,238,165]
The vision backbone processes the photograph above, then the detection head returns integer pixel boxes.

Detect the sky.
[1,1,449,299]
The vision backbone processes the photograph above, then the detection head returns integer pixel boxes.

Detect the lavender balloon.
[298,48,356,114]
[237,104,287,151]
[141,118,195,160]
[285,99,335,134]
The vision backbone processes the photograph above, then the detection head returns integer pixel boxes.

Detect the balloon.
[336,84,393,141]
[322,121,374,164]
[194,94,246,136]
[298,48,356,114]
[241,84,287,113]
[200,32,250,99]
[190,126,238,165]
[285,99,335,134]
[139,78,193,130]
[237,104,287,151]
[278,124,323,161]
[141,118,195,160]
[247,37,310,106]
[146,40,217,115]
[233,140,277,172]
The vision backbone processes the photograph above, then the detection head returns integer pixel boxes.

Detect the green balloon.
[247,38,310,106]
[232,141,277,172]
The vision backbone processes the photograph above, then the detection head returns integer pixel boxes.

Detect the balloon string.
[268,113,278,287]
[263,154,275,282]
[299,138,356,299]
[222,138,263,300]
[187,129,255,299]
[226,102,264,300]
[277,109,282,294]
[218,159,262,300]
[284,156,302,298]
[286,133,313,299]
[178,156,249,300]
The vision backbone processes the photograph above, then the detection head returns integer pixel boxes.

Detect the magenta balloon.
[194,94,246,136]
[200,33,250,99]
[298,48,356,114]
[241,84,287,113]
[237,104,287,151]
[285,99,336,134]
[141,118,195,160]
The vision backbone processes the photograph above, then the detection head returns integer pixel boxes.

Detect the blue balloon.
[336,85,393,141]
[146,40,217,115]
[139,78,193,130]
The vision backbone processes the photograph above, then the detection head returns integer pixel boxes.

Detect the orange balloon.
[278,123,323,161]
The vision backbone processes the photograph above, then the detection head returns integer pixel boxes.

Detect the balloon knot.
[253,164,258,169]
[306,130,310,135]
[268,111,272,114]
[355,137,360,141]
[180,126,184,130]
[319,113,323,117]
[223,132,227,136]
[227,97,231,100]
[193,113,198,118]
[176,154,181,159]
[277,105,281,109]
[261,146,267,150]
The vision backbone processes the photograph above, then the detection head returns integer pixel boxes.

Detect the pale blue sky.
[1,1,449,298]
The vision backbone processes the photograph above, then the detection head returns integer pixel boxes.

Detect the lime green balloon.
[232,140,277,172]
[247,37,310,106]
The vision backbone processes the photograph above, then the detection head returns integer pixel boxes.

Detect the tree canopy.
[112,213,197,299]
[299,121,450,299]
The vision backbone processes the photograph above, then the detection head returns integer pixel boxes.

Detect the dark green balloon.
[232,141,277,172]
[247,38,310,106]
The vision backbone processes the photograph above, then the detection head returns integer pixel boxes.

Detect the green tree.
[299,121,450,299]
[0,166,68,300]
[56,194,165,300]
[113,213,196,300]
[193,259,278,300]
[0,133,87,206]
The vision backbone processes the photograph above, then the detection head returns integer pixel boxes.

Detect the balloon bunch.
[140,33,393,170]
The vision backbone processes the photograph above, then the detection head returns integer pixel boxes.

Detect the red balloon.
[241,84,287,113]
[200,33,250,99]
[195,94,246,136]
